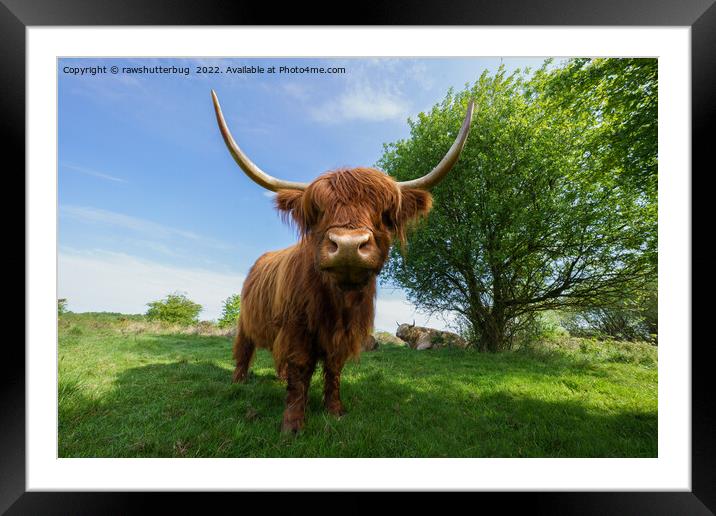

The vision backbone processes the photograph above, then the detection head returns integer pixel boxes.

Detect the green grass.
[58,312,657,458]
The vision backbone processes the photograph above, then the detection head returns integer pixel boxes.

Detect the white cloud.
[59,249,245,321]
[405,61,435,91]
[309,81,409,124]
[281,82,311,102]
[60,205,234,250]
[299,59,439,125]
[63,163,127,183]
[61,205,200,240]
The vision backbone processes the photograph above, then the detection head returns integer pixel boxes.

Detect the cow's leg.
[281,356,317,434]
[276,362,288,382]
[323,358,347,417]
[232,331,255,384]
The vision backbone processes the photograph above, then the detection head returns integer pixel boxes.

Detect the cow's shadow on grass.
[59,343,657,458]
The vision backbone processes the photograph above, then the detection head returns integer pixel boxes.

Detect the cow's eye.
[382,211,394,229]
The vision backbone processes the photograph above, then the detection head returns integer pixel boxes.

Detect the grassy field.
[58,312,657,458]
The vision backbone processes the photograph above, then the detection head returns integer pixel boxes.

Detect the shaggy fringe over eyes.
[273,168,433,245]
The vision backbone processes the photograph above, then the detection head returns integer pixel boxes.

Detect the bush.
[557,282,657,343]
[145,292,202,325]
[217,294,241,329]
[559,306,654,343]
[58,298,68,315]
[516,335,657,367]
[513,312,569,347]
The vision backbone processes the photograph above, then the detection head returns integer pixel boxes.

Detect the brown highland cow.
[396,322,468,350]
[211,90,474,433]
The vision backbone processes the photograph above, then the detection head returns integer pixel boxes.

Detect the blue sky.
[58,57,546,330]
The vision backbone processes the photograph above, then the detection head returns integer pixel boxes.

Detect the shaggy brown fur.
[232,167,432,433]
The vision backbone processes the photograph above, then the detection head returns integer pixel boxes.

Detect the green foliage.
[560,308,645,342]
[145,292,202,326]
[559,281,658,343]
[536,58,657,201]
[68,326,84,336]
[58,312,656,458]
[638,282,658,341]
[516,312,570,347]
[58,298,68,315]
[378,59,657,352]
[217,294,241,329]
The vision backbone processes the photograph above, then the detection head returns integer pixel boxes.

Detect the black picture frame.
[6,0,710,513]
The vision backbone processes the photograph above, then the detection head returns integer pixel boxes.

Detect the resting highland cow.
[396,322,468,350]
[211,90,474,433]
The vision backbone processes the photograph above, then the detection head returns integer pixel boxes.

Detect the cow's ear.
[399,188,433,223]
[275,189,302,212]
[394,188,433,246]
[275,189,311,232]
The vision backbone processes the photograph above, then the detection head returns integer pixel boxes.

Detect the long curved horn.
[211,90,308,191]
[398,100,475,190]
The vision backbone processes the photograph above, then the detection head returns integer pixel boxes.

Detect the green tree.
[217,294,241,329]
[146,292,202,325]
[537,58,657,201]
[58,298,68,315]
[378,59,657,352]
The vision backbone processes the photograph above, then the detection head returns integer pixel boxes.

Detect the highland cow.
[396,322,468,350]
[211,90,474,433]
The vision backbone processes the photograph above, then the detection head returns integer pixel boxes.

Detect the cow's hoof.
[232,369,248,384]
[280,419,304,435]
[325,403,346,418]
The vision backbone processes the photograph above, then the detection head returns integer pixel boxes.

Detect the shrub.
[557,282,657,344]
[516,334,657,366]
[145,292,202,325]
[559,307,654,343]
[513,312,570,347]
[217,294,241,329]
[58,298,68,315]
